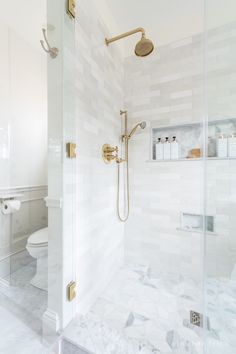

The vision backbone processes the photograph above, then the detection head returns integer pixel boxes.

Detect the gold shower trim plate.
[102,144,124,164]
[102,144,118,164]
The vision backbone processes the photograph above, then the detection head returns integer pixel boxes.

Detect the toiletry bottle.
[155,138,163,160]
[217,134,227,158]
[208,136,216,157]
[171,136,179,160]
[228,133,236,158]
[163,137,171,160]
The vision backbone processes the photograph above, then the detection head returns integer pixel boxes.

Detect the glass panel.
[0,0,76,352]
[0,1,48,352]
[66,1,206,353]
[205,1,236,353]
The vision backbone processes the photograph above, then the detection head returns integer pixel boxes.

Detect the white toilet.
[26,227,48,291]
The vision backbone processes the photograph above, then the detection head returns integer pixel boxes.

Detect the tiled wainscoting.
[0,185,48,279]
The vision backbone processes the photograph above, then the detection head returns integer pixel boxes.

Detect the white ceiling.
[104,0,236,57]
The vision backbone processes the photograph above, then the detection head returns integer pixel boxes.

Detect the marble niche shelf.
[146,157,236,163]
[150,118,236,162]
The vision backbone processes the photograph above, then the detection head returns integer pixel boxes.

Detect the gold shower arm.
[105,27,145,45]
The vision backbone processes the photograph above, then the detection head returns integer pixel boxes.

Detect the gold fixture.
[67,0,76,19]
[105,28,154,57]
[67,281,76,301]
[117,110,129,222]
[102,111,146,222]
[102,144,123,164]
[66,142,77,158]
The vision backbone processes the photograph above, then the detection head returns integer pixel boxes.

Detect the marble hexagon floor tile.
[63,262,236,354]
[63,263,204,354]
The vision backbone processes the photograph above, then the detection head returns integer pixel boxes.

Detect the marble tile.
[63,263,204,354]
[75,0,124,316]
[63,263,236,354]
[0,250,48,353]
[0,298,49,354]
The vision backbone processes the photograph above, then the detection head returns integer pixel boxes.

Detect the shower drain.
[190,311,202,327]
[190,311,210,330]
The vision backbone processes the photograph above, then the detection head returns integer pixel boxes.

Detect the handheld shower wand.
[102,111,146,222]
[117,111,146,222]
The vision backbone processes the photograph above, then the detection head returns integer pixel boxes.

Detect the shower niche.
[150,118,236,161]
[178,212,215,235]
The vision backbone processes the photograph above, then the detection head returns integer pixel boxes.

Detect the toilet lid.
[28,227,48,246]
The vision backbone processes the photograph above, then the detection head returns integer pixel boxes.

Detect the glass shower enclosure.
[0,0,76,352]
[205,1,236,353]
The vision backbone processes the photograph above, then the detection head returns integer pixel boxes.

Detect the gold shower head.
[135,36,154,57]
[105,27,154,57]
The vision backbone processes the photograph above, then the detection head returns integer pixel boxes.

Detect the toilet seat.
[27,227,48,247]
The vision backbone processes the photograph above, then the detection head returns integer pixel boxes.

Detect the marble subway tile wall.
[124,33,205,285]
[206,22,236,277]
[75,0,124,314]
[124,22,236,282]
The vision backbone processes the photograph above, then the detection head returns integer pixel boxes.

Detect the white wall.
[0,22,47,258]
[75,0,124,315]
[0,22,47,188]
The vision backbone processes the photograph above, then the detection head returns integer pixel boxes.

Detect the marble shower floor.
[63,263,236,354]
[64,263,203,354]
[0,250,48,354]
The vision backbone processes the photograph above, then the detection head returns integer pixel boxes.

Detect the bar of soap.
[187,148,201,158]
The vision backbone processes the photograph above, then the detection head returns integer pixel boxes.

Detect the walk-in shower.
[2,0,236,353]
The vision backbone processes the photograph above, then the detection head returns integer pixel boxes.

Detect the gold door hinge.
[67,0,76,19]
[66,142,77,158]
[67,281,76,301]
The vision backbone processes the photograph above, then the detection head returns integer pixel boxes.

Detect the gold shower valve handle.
[104,146,118,153]
[102,144,120,164]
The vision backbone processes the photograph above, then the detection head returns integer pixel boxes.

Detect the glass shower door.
[0,0,77,351]
[204,1,236,353]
